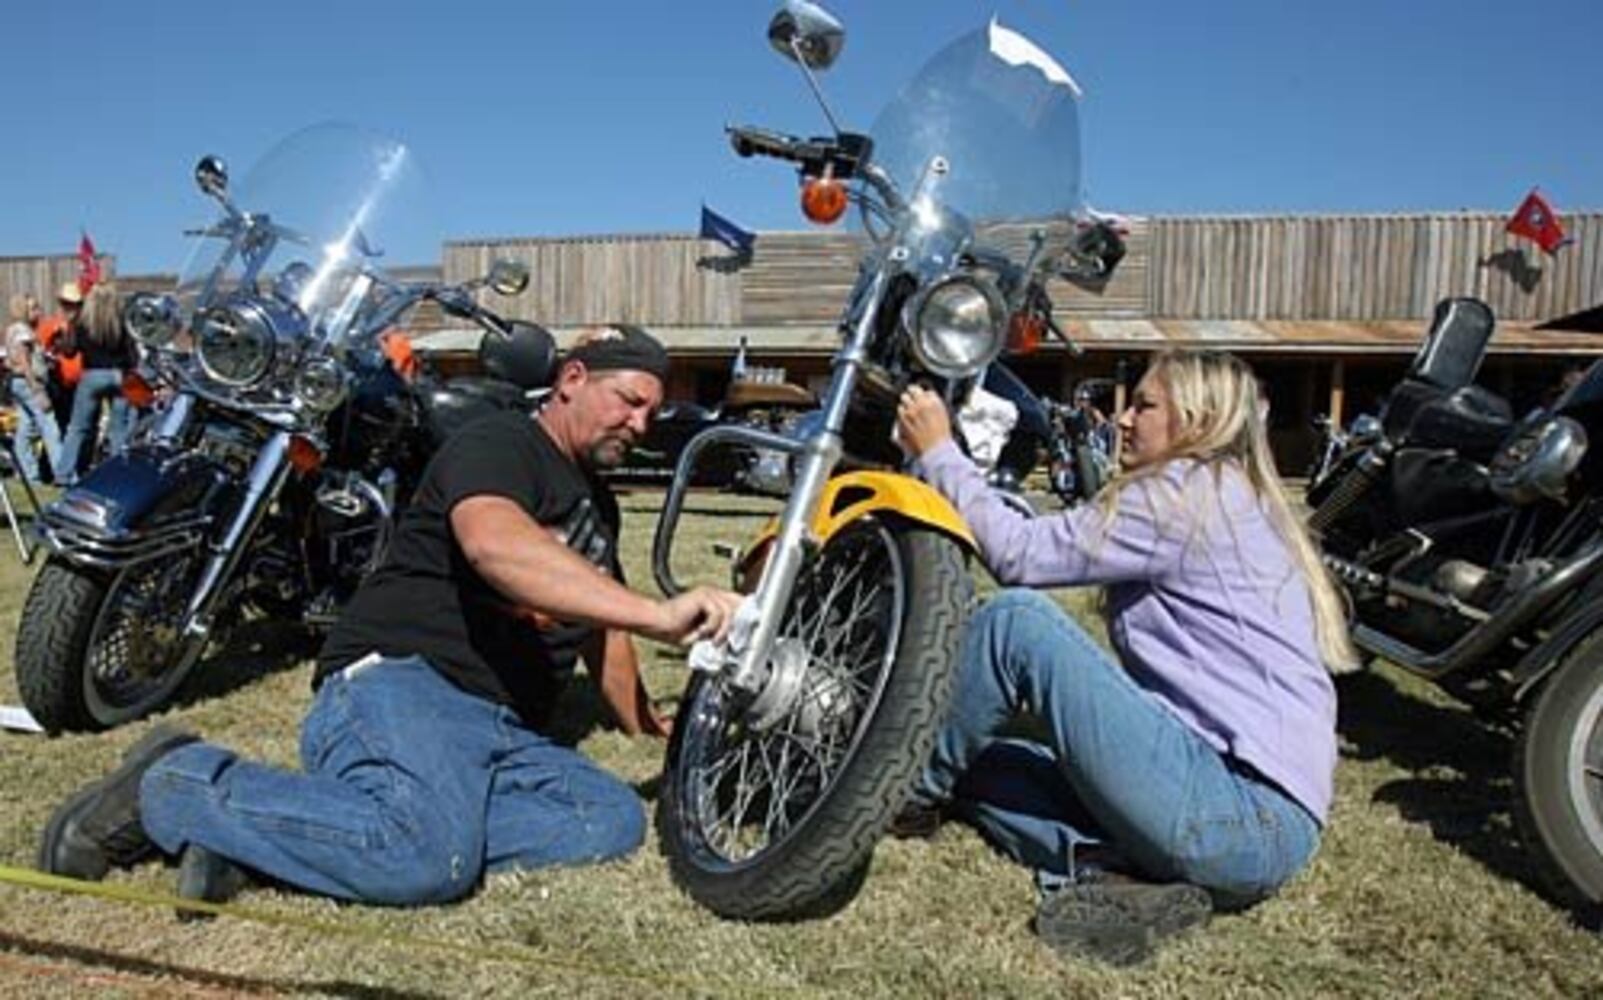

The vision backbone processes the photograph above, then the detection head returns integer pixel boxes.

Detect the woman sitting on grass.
[893,348,1352,967]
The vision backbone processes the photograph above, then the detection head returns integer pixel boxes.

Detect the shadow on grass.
[167,619,319,712]
[1335,669,1543,895]
[0,929,436,998]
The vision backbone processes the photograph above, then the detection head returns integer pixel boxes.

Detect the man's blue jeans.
[140,654,646,905]
[918,590,1320,907]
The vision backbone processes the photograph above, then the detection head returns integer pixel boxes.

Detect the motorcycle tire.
[659,515,971,920]
[1513,627,1603,913]
[15,555,206,733]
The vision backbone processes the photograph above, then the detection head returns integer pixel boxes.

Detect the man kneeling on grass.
[40,325,742,907]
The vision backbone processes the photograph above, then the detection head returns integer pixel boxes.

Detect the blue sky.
[5,0,1599,273]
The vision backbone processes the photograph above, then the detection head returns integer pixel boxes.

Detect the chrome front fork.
[652,270,887,697]
[172,430,293,670]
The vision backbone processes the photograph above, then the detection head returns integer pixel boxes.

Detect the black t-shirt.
[316,411,622,723]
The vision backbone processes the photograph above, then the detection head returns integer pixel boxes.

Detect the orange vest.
[36,316,85,387]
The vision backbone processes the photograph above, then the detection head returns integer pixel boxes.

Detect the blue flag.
[700,204,756,256]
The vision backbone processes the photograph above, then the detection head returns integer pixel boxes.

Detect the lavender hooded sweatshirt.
[915,440,1338,823]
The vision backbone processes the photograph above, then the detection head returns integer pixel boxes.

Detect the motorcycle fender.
[1512,578,1603,700]
[734,471,976,585]
[52,448,233,535]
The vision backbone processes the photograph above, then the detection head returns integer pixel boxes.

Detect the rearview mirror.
[1060,220,1127,284]
[488,258,530,296]
[767,0,845,70]
[195,156,229,199]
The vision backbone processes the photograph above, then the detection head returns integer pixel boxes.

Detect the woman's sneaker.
[1034,878,1212,967]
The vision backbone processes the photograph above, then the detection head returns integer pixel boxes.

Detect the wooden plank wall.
[444,212,1603,329]
[1146,214,1603,321]
[0,255,116,312]
[739,232,863,325]
[443,235,741,328]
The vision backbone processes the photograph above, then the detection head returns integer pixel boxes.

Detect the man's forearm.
[454,497,662,633]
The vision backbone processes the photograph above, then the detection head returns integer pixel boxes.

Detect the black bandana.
[564,325,670,383]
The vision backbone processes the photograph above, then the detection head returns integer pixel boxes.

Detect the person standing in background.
[36,282,86,434]
[57,282,134,483]
[5,294,64,483]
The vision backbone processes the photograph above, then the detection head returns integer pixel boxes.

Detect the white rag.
[0,705,44,734]
[687,595,762,674]
[957,384,1019,471]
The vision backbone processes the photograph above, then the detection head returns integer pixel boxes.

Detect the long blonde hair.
[1103,349,1357,672]
[80,282,122,349]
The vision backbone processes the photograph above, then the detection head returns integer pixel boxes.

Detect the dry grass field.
[0,484,1600,997]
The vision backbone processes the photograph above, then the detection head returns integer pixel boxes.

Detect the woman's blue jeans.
[58,368,132,484]
[140,655,647,905]
[7,376,62,483]
[918,590,1321,907]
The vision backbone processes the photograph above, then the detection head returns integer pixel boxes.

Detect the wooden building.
[446,212,1603,470]
[9,210,1600,471]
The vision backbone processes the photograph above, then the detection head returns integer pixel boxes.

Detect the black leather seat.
[1401,385,1515,463]
[421,378,532,447]
[1382,297,1500,441]
[480,321,558,390]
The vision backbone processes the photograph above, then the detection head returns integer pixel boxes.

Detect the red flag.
[76,232,101,293]
[1506,190,1572,255]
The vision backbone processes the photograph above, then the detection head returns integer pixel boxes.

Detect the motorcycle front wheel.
[659,515,971,920]
[15,554,207,732]
[1514,627,1603,912]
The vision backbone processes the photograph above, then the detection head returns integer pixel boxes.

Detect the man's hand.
[646,585,744,647]
[642,707,674,739]
[896,384,953,458]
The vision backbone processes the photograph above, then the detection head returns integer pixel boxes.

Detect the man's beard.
[585,435,633,470]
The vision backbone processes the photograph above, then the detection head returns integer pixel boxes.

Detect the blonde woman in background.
[5,293,63,483]
[894,349,1352,966]
[57,282,135,484]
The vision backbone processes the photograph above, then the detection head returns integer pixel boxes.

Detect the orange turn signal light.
[801,177,849,225]
[121,371,157,408]
[288,434,324,475]
[1007,312,1045,355]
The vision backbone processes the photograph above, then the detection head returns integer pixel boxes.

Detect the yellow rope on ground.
[0,863,807,997]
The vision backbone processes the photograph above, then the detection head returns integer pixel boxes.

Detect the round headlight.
[294,355,347,411]
[906,276,1006,378]
[123,293,181,349]
[195,304,275,387]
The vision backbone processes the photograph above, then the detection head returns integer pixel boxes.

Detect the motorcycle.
[1307,295,1603,913]
[651,3,1089,919]
[14,124,555,733]
[1307,410,1382,484]
[615,336,818,493]
[984,368,1114,506]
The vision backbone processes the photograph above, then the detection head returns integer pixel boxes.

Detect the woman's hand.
[895,384,953,458]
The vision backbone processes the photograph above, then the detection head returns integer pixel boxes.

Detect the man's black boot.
[1034,877,1213,967]
[37,725,199,880]
[175,844,252,922]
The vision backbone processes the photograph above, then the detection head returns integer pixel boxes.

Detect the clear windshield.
[862,19,1082,228]
[174,123,436,335]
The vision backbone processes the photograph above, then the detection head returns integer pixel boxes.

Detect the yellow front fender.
[738,472,975,583]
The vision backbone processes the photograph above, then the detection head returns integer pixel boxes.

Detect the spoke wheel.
[82,555,206,724]
[1516,626,1603,913]
[661,516,971,920]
